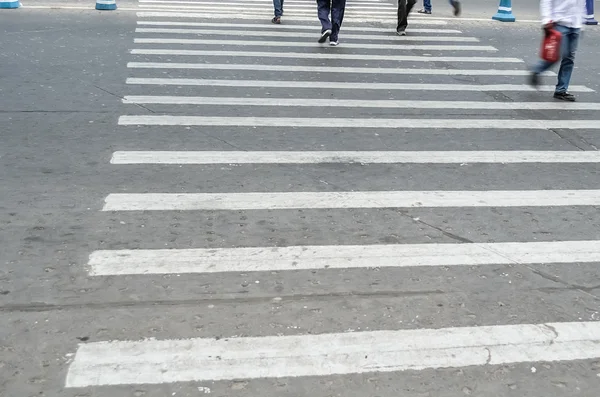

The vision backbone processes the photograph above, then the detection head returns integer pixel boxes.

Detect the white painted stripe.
[139,3,397,11]
[124,78,592,92]
[90,240,600,274]
[138,0,385,2]
[141,0,385,3]
[110,151,600,165]
[130,49,520,63]
[124,96,589,109]
[103,190,600,211]
[137,12,449,24]
[135,28,477,42]
[139,5,398,14]
[136,21,462,33]
[133,38,495,51]
[126,63,549,76]
[498,6,513,12]
[139,0,387,5]
[66,321,600,386]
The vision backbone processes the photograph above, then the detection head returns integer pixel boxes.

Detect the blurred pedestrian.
[272,0,284,24]
[418,0,432,14]
[317,0,347,46]
[529,0,587,101]
[399,1,460,35]
[418,1,461,15]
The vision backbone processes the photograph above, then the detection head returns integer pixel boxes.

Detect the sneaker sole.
[554,95,576,102]
[318,30,332,43]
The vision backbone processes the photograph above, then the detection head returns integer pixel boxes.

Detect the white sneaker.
[329,41,339,46]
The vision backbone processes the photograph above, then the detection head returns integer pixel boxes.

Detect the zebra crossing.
[66,0,600,393]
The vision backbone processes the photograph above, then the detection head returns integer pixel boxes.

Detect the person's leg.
[424,0,432,12]
[397,0,408,32]
[317,0,332,42]
[330,0,346,43]
[555,26,580,94]
[407,0,417,15]
[449,0,461,16]
[398,0,416,33]
[317,0,332,32]
[273,0,282,17]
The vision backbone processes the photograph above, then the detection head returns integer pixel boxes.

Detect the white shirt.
[540,0,587,28]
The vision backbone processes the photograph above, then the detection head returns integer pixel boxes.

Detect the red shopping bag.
[541,26,562,63]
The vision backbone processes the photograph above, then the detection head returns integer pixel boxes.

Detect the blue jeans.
[423,0,454,12]
[273,0,284,17]
[317,0,346,41]
[533,25,580,93]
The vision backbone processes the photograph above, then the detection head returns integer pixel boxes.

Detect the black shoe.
[451,0,461,16]
[318,29,332,43]
[417,9,432,14]
[553,92,576,102]
[528,72,540,89]
[271,16,281,24]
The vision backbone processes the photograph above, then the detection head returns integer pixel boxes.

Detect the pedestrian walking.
[272,0,284,24]
[529,0,587,101]
[400,0,461,34]
[316,0,346,46]
[418,0,432,14]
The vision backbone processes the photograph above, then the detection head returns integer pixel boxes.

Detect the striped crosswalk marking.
[137,12,450,24]
[89,240,600,275]
[102,190,600,211]
[130,49,522,62]
[127,63,540,75]
[110,151,600,165]
[66,321,600,386]
[135,28,478,41]
[133,37,497,50]
[71,0,600,392]
[127,77,590,91]
[136,21,463,33]
[126,79,591,92]
[118,115,600,128]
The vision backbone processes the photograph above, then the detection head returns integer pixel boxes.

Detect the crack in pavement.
[0,289,446,313]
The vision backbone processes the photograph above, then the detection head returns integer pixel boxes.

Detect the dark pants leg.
[555,26,580,93]
[330,0,346,41]
[397,0,417,32]
[533,25,580,93]
[317,0,332,32]
[273,0,283,17]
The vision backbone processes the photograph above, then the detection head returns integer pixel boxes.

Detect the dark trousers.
[533,25,580,94]
[273,0,284,17]
[397,0,417,32]
[317,0,347,41]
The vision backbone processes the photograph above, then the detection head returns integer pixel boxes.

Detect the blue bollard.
[585,0,598,25]
[0,0,20,8]
[96,0,117,10]
[492,0,516,22]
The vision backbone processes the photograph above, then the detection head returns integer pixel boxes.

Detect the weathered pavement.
[2,0,600,396]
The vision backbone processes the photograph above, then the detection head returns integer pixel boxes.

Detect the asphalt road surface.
[2,0,600,396]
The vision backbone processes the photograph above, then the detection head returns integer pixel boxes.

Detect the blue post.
[492,0,516,22]
[585,0,598,25]
[96,0,117,10]
[0,0,20,8]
